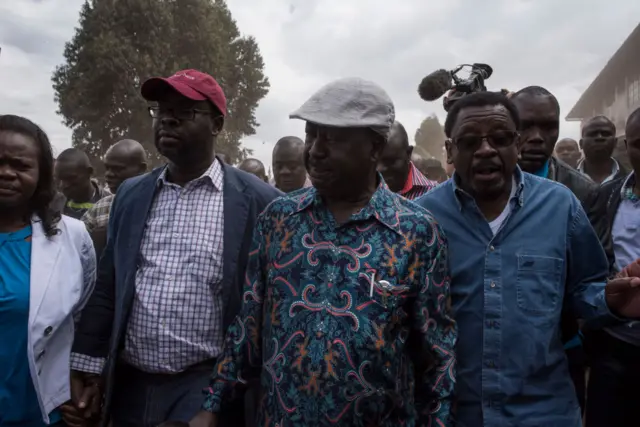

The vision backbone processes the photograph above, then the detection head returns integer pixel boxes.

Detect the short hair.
[444,92,520,137]
[57,147,92,168]
[511,85,561,113]
[581,115,616,136]
[423,158,443,168]
[273,136,304,155]
[389,121,409,148]
[627,107,640,130]
[0,115,59,237]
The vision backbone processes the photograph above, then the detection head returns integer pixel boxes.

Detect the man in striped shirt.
[377,121,437,200]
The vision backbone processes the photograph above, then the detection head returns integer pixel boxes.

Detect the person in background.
[272,136,310,192]
[237,158,268,182]
[422,157,448,183]
[511,86,597,412]
[68,69,281,427]
[554,138,581,169]
[613,135,633,172]
[188,77,456,427]
[54,148,109,219]
[586,107,640,427]
[216,153,229,164]
[377,121,437,200]
[81,139,147,260]
[579,115,627,185]
[0,115,96,426]
[416,91,640,426]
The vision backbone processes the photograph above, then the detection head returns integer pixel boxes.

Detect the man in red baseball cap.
[67,69,282,427]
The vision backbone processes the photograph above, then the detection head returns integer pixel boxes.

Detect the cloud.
[1,0,639,167]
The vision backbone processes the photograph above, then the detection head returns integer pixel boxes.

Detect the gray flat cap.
[290,77,395,136]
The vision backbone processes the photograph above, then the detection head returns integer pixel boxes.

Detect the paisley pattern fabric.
[203,182,456,426]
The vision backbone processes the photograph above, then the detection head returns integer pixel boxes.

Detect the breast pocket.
[516,255,564,315]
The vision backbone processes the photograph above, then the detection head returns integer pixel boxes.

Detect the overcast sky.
[1,1,639,168]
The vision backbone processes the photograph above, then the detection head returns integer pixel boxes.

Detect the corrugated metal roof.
[567,23,640,120]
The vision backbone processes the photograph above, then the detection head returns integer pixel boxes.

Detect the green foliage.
[414,114,446,163]
[52,0,269,167]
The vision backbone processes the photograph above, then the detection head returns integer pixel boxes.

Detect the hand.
[70,370,103,421]
[60,400,88,427]
[606,259,640,318]
[188,410,218,427]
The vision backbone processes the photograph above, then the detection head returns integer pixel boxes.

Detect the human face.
[0,131,40,210]
[625,118,640,176]
[54,159,92,201]
[376,131,411,193]
[104,149,145,193]
[273,146,307,192]
[554,139,581,168]
[447,105,519,200]
[151,90,222,168]
[513,94,560,173]
[613,136,633,172]
[580,119,616,162]
[305,123,381,199]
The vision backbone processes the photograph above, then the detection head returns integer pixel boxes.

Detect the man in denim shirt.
[417,92,640,426]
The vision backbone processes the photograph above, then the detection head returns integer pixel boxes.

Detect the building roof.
[567,23,640,121]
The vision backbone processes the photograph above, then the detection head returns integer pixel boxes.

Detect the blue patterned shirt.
[203,181,456,426]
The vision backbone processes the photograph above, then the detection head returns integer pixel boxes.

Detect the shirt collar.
[451,165,525,211]
[157,158,224,191]
[577,157,620,184]
[399,161,437,195]
[621,171,637,194]
[293,174,405,236]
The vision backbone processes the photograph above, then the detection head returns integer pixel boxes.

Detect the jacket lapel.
[125,168,163,253]
[28,217,62,327]
[222,166,251,311]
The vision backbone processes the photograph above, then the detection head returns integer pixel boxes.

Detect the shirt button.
[490,282,496,288]
[173,233,179,238]
[167,276,174,281]
[37,350,46,360]
[489,245,495,251]
[44,326,53,336]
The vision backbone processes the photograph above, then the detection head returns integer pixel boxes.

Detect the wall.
[582,73,640,136]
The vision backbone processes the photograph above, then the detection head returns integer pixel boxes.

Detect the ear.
[445,139,454,165]
[139,161,148,173]
[212,116,225,136]
[579,138,584,150]
[87,165,94,176]
[625,138,629,151]
[407,145,414,157]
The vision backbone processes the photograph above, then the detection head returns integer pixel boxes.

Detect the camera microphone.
[417,69,453,101]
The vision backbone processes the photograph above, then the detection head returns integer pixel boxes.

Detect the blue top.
[416,168,614,427]
[0,225,61,426]
[533,159,550,178]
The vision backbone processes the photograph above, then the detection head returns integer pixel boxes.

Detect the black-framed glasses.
[148,106,213,121]
[453,131,519,152]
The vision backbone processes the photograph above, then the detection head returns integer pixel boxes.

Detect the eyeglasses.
[453,131,518,152]
[148,106,213,121]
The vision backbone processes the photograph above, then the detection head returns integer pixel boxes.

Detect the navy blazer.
[72,160,282,423]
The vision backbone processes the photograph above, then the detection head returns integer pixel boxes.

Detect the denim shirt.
[417,168,613,427]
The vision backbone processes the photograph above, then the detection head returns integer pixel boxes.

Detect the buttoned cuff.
[70,352,106,375]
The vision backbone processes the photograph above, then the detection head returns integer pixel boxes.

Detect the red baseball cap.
[141,69,227,116]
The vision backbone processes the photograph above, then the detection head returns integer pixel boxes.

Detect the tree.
[52,0,269,167]
[414,114,446,163]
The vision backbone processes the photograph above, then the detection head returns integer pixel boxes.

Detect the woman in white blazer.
[0,115,96,426]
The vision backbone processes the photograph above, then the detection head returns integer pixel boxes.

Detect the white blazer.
[27,215,96,423]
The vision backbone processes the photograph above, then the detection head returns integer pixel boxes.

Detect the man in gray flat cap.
[187,77,456,427]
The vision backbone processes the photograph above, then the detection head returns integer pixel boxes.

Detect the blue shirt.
[0,226,60,426]
[417,168,613,427]
[606,172,640,345]
[204,182,457,426]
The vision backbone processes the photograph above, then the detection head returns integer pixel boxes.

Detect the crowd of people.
[0,66,639,427]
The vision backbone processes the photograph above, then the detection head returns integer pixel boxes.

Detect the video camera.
[418,63,493,112]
